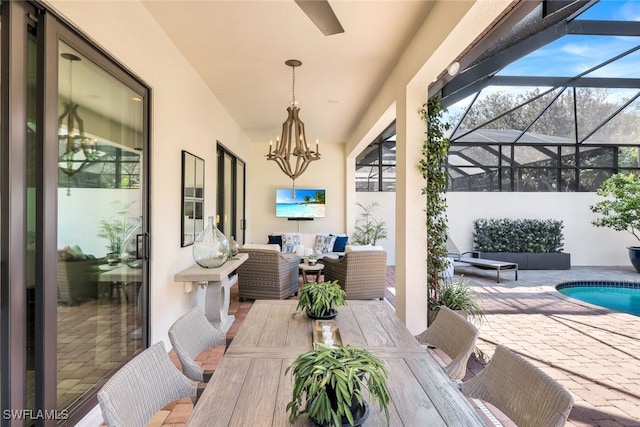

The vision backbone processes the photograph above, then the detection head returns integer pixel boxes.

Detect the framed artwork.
[181,150,204,247]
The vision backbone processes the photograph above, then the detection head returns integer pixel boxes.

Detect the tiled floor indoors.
[148,265,640,427]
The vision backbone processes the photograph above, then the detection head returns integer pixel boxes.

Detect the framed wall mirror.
[181,151,204,247]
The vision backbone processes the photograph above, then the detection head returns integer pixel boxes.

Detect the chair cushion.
[281,233,302,253]
[242,243,280,252]
[331,235,349,252]
[345,244,384,253]
[314,234,337,254]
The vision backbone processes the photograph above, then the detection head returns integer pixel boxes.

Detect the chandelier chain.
[291,65,296,106]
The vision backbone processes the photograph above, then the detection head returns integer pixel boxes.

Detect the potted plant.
[427,277,484,324]
[472,217,570,269]
[294,280,347,319]
[307,252,319,266]
[351,202,387,246]
[286,343,391,427]
[97,201,135,264]
[590,172,640,272]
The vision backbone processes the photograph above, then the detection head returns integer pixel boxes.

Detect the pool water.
[557,282,640,317]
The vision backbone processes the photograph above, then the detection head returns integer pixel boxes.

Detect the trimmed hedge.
[473,218,565,253]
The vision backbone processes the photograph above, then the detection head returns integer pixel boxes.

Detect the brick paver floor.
[455,264,640,427]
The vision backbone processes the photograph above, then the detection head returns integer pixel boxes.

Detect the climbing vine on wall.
[418,96,450,305]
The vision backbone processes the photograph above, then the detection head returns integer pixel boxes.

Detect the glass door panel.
[56,42,145,409]
[236,162,245,244]
[222,153,233,237]
[216,145,245,244]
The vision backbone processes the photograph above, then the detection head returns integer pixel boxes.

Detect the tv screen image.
[276,188,326,218]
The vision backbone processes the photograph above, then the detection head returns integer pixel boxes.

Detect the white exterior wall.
[247,142,346,244]
[448,192,634,266]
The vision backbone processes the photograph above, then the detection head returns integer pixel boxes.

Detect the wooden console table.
[174,253,248,333]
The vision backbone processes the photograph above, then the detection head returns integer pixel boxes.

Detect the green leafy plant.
[351,202,387,245]
[419,96,451,311]
[427,277,484,323]
[286,344,391,427]
[294,281,347,318]
[473,218,565,253]
[97,201,135,258]
[590,172,640,242]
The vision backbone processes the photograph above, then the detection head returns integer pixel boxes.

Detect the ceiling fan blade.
[294,0,344,36]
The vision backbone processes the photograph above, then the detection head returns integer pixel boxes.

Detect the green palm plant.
[351,202,387,245]
[97,201,135,259]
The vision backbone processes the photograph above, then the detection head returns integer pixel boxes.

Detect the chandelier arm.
[293,158,313,179]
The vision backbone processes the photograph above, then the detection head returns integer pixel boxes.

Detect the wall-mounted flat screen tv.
[276,188,326,218]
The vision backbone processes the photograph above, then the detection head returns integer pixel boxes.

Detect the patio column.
[395,83,428,334]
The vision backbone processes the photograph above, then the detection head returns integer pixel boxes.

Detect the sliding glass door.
[217,144,245,244]
[2,2,151,424]
[55,41,147,413]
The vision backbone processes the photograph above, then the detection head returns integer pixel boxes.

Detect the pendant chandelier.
[266,59,320,197]
[58,52,104,195]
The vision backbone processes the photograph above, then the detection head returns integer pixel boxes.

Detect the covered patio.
[153,266,640,426]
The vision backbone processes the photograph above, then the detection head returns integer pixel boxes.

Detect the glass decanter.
[193,216,230,268]
[229,235,240,257]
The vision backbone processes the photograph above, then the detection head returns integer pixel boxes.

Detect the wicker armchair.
[415,306,479,381]
[237,248,300,301]
[461,344,574,427]
[323,250,387,299]
[97,342,197,427]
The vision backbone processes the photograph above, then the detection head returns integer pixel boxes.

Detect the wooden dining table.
[185,299,487,426]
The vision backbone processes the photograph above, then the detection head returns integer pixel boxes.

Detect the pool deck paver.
[455,265,640,427]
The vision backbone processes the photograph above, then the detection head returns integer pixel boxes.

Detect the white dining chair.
[168,305,226,382]
[415,306,479,381]
[97,341,197,427]
[461,344,574,427]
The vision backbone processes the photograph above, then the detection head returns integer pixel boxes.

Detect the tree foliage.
[590,172,640,242]
[456,87,640,145]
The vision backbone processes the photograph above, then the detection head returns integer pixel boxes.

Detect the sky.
[276,188,324,204]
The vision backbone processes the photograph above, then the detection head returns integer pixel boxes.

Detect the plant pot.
[306,308,338,320]
[310,401,370,427]
[628,246,640,273]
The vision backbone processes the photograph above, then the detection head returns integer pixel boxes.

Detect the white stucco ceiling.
[141,0,434,146]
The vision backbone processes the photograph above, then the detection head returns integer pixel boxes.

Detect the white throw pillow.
[281,233,302,253]
[314,234,337,254]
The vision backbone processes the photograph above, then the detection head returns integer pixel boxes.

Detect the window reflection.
[56,43,144,411]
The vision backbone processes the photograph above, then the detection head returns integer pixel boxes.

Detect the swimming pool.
[557,282,640,317]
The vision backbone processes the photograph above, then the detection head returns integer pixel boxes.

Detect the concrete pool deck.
[455,264,640,426]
